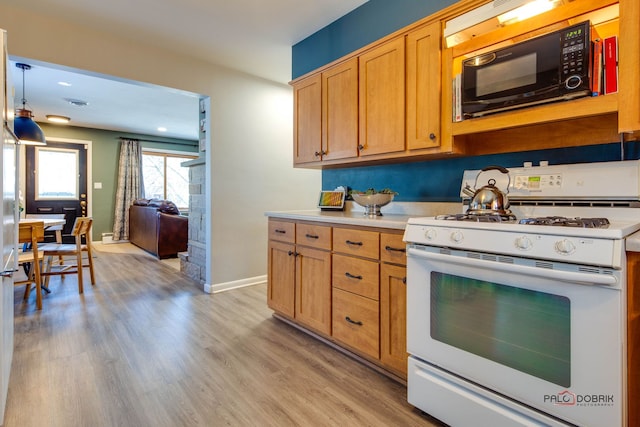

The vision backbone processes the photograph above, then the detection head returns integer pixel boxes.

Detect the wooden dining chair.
[41,217,95,294]
[15,220,45,310]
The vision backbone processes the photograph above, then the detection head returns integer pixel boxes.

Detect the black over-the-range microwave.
[461,21,597,118]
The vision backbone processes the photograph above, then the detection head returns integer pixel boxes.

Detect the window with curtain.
[142,151,197,210]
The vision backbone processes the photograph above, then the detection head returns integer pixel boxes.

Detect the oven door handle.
[407,248,618,287]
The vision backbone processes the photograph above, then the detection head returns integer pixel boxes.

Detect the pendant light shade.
[14,63,46,146]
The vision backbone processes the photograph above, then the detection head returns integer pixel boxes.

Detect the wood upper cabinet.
[322,57,359,161]
[292,74,322,164]
[406,21,442,151]
[358,37,406,157]
[618,0,640,135]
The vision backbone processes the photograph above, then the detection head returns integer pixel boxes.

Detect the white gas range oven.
[403,160,640,427]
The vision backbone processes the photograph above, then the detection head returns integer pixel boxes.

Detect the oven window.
[431,272,571,387]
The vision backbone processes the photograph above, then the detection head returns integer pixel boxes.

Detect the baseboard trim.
[205,275,267,294]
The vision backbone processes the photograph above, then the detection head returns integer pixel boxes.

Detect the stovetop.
[404,161,640,267]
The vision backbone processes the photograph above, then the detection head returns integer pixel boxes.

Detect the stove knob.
[555,239,576,255]
[515,236,532,250]
[450,230,464,244]
[424,228,437,241]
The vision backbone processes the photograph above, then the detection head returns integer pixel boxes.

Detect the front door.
[25,140,88,243]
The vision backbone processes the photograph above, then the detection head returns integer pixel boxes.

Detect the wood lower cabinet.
[267,220,296,317]
[267,219,409,380]
[267,240,296,317]
[332,288,380,359]
[625,251,640,427]
[380,262,407,376]
[267,219,332,335]
[295,245,332,335]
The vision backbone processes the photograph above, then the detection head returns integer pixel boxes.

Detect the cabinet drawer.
[268,220,295,243]
[332,288,379,359]
[380,233,407,265]
[332,254,379,300]
[296,223,332,250]
[333,228,379,259]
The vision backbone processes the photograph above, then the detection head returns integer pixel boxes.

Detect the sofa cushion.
[147,198,180,215]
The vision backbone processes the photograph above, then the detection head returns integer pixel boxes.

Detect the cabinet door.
[406,21,441,150]
[322,58,359,161]
[295,245,332,335]
[293,74,322,164]
[380,263,408,376]
[619,0,640,133]
[267,240,296,318]
[358,37,406,157]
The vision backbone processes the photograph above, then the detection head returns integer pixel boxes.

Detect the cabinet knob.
[358,144,364,151]
[429,133,436,140]
[314,151,321,157]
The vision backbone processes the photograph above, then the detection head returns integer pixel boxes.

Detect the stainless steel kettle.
[462,165,511,215]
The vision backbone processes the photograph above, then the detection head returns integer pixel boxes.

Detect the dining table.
[19,217,66,293]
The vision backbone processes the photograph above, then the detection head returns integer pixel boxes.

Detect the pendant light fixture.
[14,63,46,146]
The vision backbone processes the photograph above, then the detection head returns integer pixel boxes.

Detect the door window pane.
[431,272,571,387]
[35,147,78,199]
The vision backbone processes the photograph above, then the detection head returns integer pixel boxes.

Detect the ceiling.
[6,0,368,141]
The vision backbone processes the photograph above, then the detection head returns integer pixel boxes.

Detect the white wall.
[0,4,321,288]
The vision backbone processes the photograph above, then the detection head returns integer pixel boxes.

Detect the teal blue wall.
[292,0,457,78]
[292,0,635,201]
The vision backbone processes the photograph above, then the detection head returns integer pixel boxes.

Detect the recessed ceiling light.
[46,115,71,123]
[57,81,72,87]
[157,127,167,132]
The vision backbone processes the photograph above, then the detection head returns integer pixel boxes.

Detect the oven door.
[406,244,625,427]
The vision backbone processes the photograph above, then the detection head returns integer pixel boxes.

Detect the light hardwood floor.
[6,247,444,427]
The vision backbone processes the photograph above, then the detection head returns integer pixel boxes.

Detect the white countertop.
[265,202,459,230]
[626,230,640,252]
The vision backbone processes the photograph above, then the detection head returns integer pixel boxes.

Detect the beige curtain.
[112,139,143,241]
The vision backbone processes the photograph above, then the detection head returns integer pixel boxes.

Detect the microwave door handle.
[407,247,618,287]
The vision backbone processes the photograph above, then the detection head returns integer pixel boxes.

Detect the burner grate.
[436,213,517,223]
[518,216,610,228]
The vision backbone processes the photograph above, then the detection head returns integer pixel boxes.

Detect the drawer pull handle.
[346,240,363,246]
[385,245,406,253]
[345,272,363,280]
[305,233,319,239]
[275,229,286,234]
[345,316,363,326]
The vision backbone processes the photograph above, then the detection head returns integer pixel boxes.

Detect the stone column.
[180,157,206,284]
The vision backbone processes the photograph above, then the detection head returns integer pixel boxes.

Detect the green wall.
[35,123,197,240]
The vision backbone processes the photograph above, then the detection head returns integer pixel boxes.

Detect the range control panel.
[513,173,563,191]
[460,160,640,200]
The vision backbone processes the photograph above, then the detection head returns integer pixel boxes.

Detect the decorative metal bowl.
[351,193,395,217]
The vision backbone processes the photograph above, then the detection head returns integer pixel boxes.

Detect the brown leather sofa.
[129,203,188,259]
